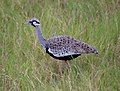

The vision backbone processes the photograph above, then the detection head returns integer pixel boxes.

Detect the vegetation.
[0,0,120,91]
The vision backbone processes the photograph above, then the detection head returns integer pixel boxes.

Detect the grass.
[0,0,120,91]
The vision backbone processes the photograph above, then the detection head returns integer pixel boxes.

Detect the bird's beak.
[27,20,32,25]
[28,21,32,24]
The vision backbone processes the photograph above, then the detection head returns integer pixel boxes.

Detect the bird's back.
[46,35,98,60]
[28,18,98,60]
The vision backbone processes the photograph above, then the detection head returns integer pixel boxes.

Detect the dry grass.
[0,0,120,91]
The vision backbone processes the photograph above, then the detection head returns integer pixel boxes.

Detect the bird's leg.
[62,60,71,73]
[56,61,71,77]
[57,61,62,76]
[54,61,62,79]
[66,61,72,73]
[55,60,71,79]
[64,60,71,69]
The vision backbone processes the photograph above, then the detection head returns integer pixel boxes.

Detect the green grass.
[0,0,120,91]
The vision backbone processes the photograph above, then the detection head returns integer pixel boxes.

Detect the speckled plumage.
[46,35,98,60]
[28,18,98,61]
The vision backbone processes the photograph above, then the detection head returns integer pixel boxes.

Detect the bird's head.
[28,18,40,27]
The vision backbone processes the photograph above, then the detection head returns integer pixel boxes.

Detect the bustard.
[28,18,98,69]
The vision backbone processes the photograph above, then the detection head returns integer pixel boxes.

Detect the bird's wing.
[47,36,98,57]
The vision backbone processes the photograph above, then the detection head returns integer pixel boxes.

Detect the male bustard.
[28,18,98,66]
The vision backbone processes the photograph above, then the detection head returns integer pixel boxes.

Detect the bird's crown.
[28,18,40,27]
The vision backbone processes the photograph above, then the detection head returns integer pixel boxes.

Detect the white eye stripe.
[33,21,40,26]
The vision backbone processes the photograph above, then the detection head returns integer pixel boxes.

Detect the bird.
[28,18,98,70]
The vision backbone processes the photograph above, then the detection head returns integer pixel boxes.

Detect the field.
[0,0,120,91]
